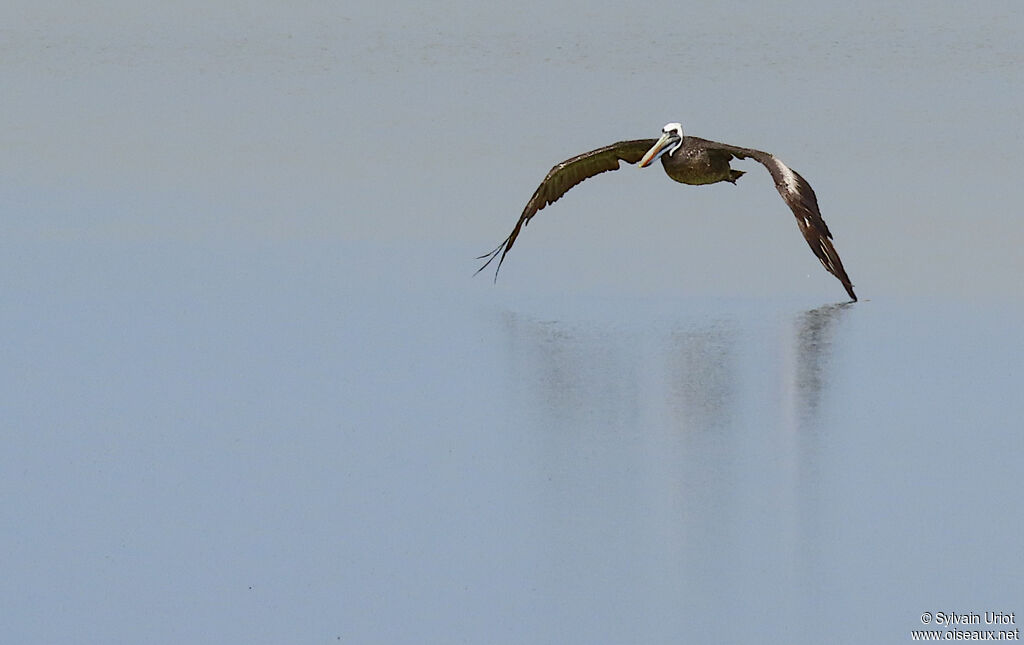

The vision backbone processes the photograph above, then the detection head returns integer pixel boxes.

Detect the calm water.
[3,2,1023,643]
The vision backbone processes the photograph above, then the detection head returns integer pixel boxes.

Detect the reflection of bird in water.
[668,323,737,432]
[477,122,857,302]
[793,302,853,416]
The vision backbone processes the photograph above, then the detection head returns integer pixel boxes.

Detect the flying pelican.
[477,122,857,301]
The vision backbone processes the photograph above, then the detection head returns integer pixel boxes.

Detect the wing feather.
[695,138,858,301]
[476,139,656,279]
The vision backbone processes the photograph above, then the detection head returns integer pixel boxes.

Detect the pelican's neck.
[663,122,684,156]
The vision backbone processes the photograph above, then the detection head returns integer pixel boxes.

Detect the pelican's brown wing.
[476,138,657,279]
[695,138,857,302]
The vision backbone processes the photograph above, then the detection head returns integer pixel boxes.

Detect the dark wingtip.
[474,240,508,283]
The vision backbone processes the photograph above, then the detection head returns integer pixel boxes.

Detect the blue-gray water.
[3,2,1023,643]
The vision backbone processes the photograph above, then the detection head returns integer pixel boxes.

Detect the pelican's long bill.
[638,130,678,167]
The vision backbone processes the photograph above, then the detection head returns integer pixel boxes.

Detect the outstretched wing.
[476,138,657,280]
[695,138,858,301]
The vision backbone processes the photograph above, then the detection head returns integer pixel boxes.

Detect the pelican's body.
[656,136,747,185]
[477,122,858,301]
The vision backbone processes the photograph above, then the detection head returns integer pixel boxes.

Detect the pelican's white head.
[638,122,685,167]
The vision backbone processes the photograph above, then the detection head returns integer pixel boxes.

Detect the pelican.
[477,122,857,301]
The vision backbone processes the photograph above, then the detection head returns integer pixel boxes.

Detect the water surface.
[2,2,1023,642]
